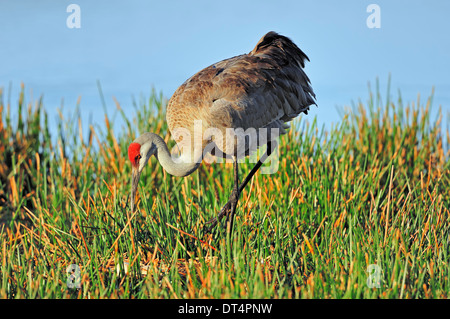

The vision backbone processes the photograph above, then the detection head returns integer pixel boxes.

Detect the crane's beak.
[130,166,141,212]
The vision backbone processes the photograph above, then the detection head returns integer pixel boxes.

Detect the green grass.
[0,81,449,299]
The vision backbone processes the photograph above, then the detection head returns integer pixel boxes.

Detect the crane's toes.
[203,200,232,234]
[203,186,241,235]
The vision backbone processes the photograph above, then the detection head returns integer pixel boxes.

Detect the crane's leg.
[204,141,276,234]
[225,157,240,234]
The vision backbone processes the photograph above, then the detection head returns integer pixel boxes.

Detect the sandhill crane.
[128,31,315,234]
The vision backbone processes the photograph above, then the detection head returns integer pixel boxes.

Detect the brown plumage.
[128,31,315,233]
[166,31,316,157]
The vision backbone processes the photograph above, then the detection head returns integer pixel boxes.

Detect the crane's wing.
[166,31,315,155]
[212,31,315,131]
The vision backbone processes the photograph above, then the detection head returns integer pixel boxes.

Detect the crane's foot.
[224,187,239,234]
[203,201,231,234]
[203,187,240,234]
[202,142,276,237]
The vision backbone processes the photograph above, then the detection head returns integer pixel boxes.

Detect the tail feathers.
[250,31,310,68]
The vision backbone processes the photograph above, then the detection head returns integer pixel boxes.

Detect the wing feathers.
[166,31,316,153]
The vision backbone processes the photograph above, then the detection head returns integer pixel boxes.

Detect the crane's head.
[128,134,156,211]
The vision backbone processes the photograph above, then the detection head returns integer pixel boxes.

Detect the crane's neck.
[150,133,202,177]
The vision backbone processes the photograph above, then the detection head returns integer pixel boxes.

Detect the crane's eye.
[135,154,141,164]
